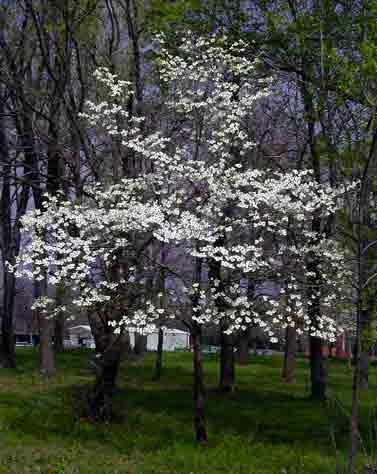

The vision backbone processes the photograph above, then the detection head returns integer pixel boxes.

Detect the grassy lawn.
[0,349,376,474]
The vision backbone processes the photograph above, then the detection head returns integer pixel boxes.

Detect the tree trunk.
[54,314,65,353]
[35,279,55,377]
[349,356,361,474]
[309,336,327,400]
[237,329,249,365]
[348,306,362,474]
[359,349,369,390]
[0,270,16,368]
[306,237,327,400]
[0,110,17,369]
[336,334,344,358]
[90,345,122,421]
[192,324,207,445]
[359,307,372,390]
[133,333,147,356]
[39,314,56,377]
[88,315,126,421]
[282,326,296,383]
[219,328,236,393]
[154,327,164,381]
[54,284,65,353]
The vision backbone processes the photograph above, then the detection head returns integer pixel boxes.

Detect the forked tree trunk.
[309,336,327,400]
[219,328,236,393]
[282,326,296,383]
[88,316,126,421]
[237,329,249,365]
[154,327,164,381]
[192,324,207,445]
[90,344,122,421]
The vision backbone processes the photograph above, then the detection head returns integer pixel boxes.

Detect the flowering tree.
[12,34,352,439]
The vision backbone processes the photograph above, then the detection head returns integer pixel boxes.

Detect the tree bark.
[54,314,65,353]
[359,348,370,390]
[348,304,362,474]
[0,103,20,369]
[282,326,296,383]
[88,315,126,421]
[39,314,56,377]
[133,333,147,356]
[309,336,327,400]
[349,358,361,474]
[301,74,329,402]
[192,324,207,445]
[153,327,164,381]
[0,271,16,368]
[359,306,372,390]
[219,328,236,393]
[237,329,249,365]
[53,284,65,353]
[36,280,56,377]
[90,344,122,421]
[335,333,344,358]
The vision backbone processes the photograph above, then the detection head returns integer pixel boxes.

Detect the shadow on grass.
[2,349,374,466]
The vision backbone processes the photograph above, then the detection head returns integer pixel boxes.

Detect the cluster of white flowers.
[12,34,354,341]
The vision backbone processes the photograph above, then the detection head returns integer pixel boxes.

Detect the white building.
[67,325,95,348]
[129,328,190,352]
[67,325,190,352]
[130,328,190,352]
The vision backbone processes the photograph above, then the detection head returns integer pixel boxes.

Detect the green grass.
[0,349,376,474]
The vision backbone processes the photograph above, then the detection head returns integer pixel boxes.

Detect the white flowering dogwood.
[11,34,353,343]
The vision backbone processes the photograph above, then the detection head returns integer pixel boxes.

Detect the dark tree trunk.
[0,109,18,369]
[301,79,328,402]
[0,271,16,368]
[349,355,360,474]
[39,315,56,377]
[36,280,55,377]
[237,329,249,365]
[88,315,126,421]
[54,284,65,353]
[192,324,207,445]
[336,334,344,358]
[219,328,236,393]
[54,314,65,353]
[309,336,327,400]
[282,326,296,383]
[154,327,164,381]
[133,333,147,356]
[359,349,370,390]
[90,345,122,421]
[206,236,235,392]
[349,308,362,474]
[306,228,327,400]
[359,307,372,390]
